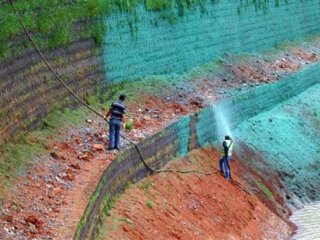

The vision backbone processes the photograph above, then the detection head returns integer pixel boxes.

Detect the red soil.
[0,95,199,240]
[1,43,319,239]
[100,148,292,240]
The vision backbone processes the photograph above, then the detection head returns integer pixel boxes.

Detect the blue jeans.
[109,119,121,149]
[219,156,231,179]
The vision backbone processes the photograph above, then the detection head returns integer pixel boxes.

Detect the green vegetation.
[146,0,173,11]
[238,0,288,14]
[2,33,319,198]
[140,176,153,194]
[0,0,109,58]
[146,199,154,208]
[0,0,289,58]
[0,135,46,191]
[0,72,177,197]
[0,107,88,197]
[254,179,274,199]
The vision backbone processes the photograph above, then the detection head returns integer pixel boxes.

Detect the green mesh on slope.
[234,84,320,203]
[195,105,217,147]
[175,115,191,156]
[103,0,320,81]
[75,63,320,239]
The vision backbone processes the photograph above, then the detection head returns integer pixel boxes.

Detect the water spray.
[212,104,233,142]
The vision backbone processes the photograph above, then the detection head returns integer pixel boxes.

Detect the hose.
[9,0,251,195]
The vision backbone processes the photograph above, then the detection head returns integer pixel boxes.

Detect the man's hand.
[104,110,111,121]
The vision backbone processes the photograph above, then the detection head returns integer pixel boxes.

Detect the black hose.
[9,0,251,195]
[9,0,153,172]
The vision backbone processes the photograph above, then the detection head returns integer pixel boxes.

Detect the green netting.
[75,62,320,240]
[103,0,320,81]
[195,105,217,146]
[175,115,191,156]
[235,83,320,203]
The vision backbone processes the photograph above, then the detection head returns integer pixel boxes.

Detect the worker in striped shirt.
[105,94,126,150]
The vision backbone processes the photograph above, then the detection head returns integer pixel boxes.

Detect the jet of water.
[212,104,232,142]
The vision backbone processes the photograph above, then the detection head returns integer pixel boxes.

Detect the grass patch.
[140,176,153,194]
[96,216,133,240]
[0,75,172,197]
[0,136,46,188]
[146,0,173,11]
[146,199,154,208]
[0,107,89,197]
[87,195,120,240]
[0,0,290,59]
[254,179,273,199]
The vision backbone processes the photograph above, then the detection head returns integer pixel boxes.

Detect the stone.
[24,215,44,228]
[62,169,75,181]
[3,215,13,223]
[50,152,60,159]
[92,144,104,151]
[190,100,201,107]
[48,187,61,198]
[143,116,151,122]
[125,218,133,225]
[86,119,93,124]
[134,120,143,129]
[28,223,37,234]
[78,154,90,161]
[69,163,81,170]
[93,133,99,138]
[62,173,75,181]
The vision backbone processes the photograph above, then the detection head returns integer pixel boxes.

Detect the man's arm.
[105,109,111,119]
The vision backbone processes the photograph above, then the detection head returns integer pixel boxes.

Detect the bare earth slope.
[99,148,292,240]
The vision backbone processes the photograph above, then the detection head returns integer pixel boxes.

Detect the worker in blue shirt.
[105,94,126,150]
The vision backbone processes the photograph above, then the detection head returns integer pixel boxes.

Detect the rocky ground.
[0,38,319,239]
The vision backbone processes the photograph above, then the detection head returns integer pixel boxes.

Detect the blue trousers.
[109,119,121,149]
[219,156,231,179]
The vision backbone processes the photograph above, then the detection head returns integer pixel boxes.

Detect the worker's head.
[225,135,231,140]
[119,94,126,101]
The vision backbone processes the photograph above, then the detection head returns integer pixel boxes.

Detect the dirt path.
[0,39,319,239]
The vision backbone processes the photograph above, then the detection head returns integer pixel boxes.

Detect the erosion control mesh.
[1,0,320,145]
[104,0,320,81]
[75,63,320,240]
[235,83,320,207]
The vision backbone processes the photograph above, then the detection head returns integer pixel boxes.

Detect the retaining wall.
[74,62,320,239]
[2,0,320,143]
[104,0,320,81]
[0,39,105,144]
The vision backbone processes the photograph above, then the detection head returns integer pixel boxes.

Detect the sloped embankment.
[98,148,292,240]
[97,85,320,240]
[75,61,319,239]
[235,84,320,208]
